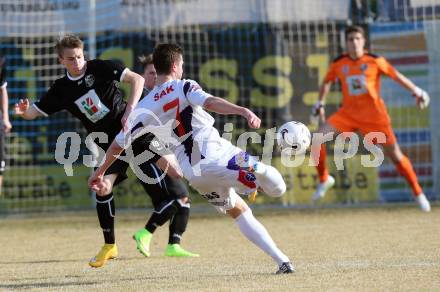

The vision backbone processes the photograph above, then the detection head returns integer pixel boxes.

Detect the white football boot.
[415,193,431,212]
[312,175,335,202]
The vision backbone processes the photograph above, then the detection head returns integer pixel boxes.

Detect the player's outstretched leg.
[228,194,294,274]
[252,163,286,198]
[384,143,431,212]
[165,198,199,257]
[90,192,118,268]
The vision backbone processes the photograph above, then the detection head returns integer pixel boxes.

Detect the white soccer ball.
[277,121,311,155]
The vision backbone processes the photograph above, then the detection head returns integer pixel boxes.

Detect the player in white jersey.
[89,43,294,274]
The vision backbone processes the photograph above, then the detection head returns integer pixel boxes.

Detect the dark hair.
[152,43,183,75]
[138,53,154,71]
[55,34,83,58]
[345,25,366,39]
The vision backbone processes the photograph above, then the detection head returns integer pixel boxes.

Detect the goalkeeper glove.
[311,101,324,116]
[413,86,430,109]
[310,101,324,126]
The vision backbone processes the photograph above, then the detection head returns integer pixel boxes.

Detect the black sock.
[145,199,179,234]
[96,193,115,244]
[145,218,158,234]
[168,203,190,244]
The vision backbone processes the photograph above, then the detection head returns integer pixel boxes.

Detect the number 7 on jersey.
[163,98,186,137]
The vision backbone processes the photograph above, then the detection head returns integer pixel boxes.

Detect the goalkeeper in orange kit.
[311,25,431,212]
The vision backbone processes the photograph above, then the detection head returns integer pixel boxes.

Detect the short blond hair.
[55,34,83,58]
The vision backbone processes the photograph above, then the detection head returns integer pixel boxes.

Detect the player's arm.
[393,71,430,109]
[313,81,332,119]
[88,138,183,191]
[120,69,145,130]
[393,71,416,91]
[312,58,338,121]
[203,96,261,129]
[0,85,11,132]
[156,154,183,179]
[378,57,429,109]
[14,99,43,120]
[88,140,124,191]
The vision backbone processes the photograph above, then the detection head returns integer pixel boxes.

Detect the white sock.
[235,208,289,265]
[254,163,286,197]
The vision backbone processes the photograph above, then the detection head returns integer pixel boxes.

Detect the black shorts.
[137,162,188,208]
[105,158,129,186]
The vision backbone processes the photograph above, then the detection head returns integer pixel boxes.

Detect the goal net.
[0,0,438,212]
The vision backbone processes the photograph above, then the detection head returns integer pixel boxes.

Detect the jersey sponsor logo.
[154,85,174,101]
[151,139,164,152]
[85,74,95,87]
[74,89,110,123]
[346,75,367,96]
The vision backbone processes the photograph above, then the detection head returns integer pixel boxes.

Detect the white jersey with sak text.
[116,78,237,177]
[115,78,286,213]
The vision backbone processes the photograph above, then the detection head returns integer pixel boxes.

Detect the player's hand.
[412,87,430,110]
[88,171,105,192]
[3,119,12,133]
[243,108,261,129]
[311,101,325,119]
[310,101,325,126]
[14,99,30,116]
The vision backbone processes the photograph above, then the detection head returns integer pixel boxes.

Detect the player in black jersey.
[0,56,12,196]
[14,35,198,268]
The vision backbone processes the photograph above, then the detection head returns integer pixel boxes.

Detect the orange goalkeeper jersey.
[324,53,398,125]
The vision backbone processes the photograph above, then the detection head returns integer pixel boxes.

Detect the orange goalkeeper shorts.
[327,110,397,145]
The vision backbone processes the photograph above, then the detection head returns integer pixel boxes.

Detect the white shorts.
[185,140,259,214]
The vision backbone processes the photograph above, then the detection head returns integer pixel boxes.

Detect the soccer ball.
[277,121,311,155]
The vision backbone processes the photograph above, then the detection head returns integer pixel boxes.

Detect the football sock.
[168,200,190,244]
[236,208,289,266]
[145,199,179,234]
[315,144,329,183]
[395,155,423,196]
[95,193,115,244]
[254,164,286,197]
